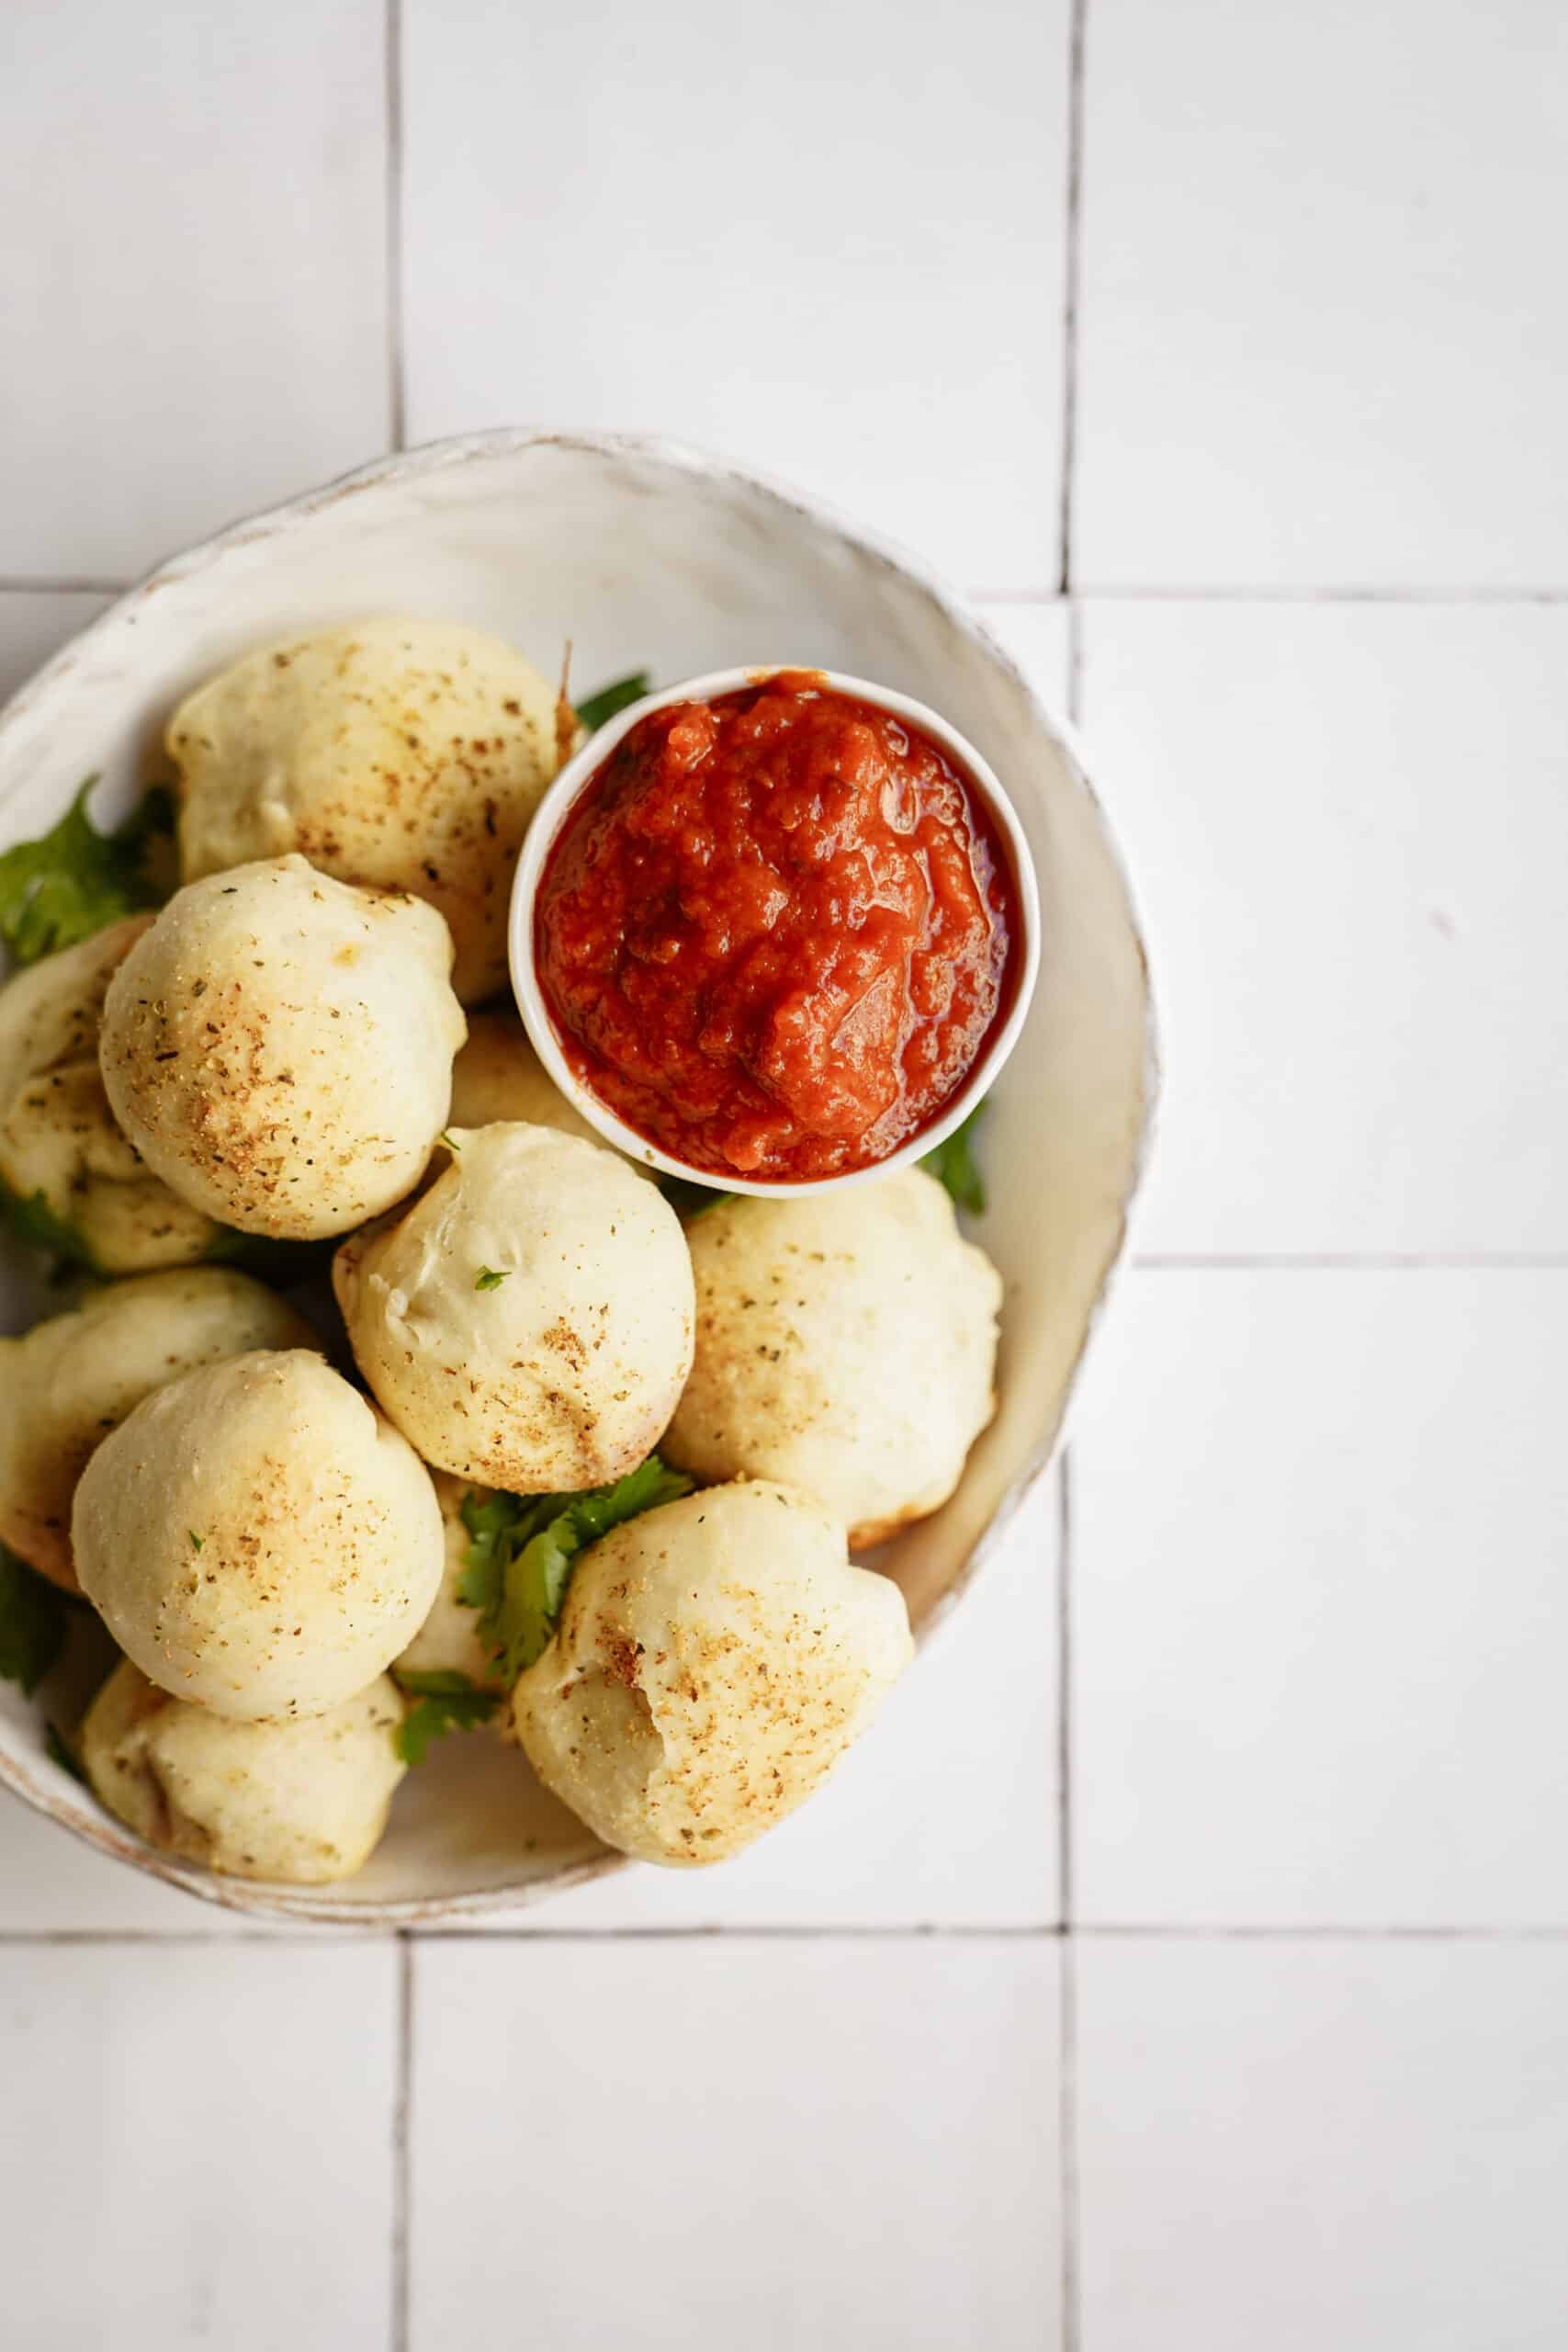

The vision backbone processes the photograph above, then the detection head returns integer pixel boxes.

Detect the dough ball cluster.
[513,1480,913,1866]
[0,1268,311,1592]
[83,1660,407,1885]
[333,1122,694,1492]
[72,1349,444,1720]
[170,616,564,1002]
[0,917,221,1272]
[99,854,465,1239]
[665,1170,1002,1544]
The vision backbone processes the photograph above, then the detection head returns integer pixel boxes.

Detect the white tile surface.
[976,598,1072,718]
[1078,600,1568,1256]
[0,589,112,704]
[490,1475,1058,1930]
[410,1938,1061,2351]
[3,1940,397,2348]
[401,0,1068,591]
[1071,1268,1568,1928]
[1075,1,1568,588]
[1076,1936,1568,2352]
[0,1,389,581]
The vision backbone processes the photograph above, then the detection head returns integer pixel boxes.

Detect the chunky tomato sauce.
[534,672,1018,1182]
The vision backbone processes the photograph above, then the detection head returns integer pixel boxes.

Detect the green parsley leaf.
[44,1720,87,1785]
[0,1178,104,1272]
[391,1668,501,1765]
[920,1099,987,1216]
[188,1532,203,1553]
[457,1454,694,1685]
[575,672,651,732]
[474,1265,508,1291]
[0,1544,68,1695]
[659,1174,735,1222]
[0,778,174,966]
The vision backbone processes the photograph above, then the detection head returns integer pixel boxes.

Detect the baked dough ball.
[449,1012,607,1150]
[0,1268,311,1593]
[333,1123,694,1491]
[664,1170,1002,1546]
[513,1480,912,1866]
[169,616,564,1002]
[72,1349,444,1720]
[98,854,465,1239]
[82,1658,406,1884]
[0,917,222,1272]
[393,1471,505,1694]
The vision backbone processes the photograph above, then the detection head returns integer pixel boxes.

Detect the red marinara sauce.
[534,672,1018,1182]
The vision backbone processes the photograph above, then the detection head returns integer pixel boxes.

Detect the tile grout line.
[1055,0,1089,595]
[390,1932,412,2352]
[384,0,407,453]
[1058,1941,1082,2352]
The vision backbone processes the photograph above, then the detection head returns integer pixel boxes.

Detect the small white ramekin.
[508,664,1042,1197]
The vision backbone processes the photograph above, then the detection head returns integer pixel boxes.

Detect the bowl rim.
[0,424,1160,1926]
[508,662,1043,1197]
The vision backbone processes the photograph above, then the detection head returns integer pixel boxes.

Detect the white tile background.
[3,2,1567,2346]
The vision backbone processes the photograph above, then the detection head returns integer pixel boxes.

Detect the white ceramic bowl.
[0,428,1156,1923]
[509,663,1043,1196]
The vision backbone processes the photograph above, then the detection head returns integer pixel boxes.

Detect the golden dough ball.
[170,616,565,1002]
[333,1123,693,1492]
[82,1658,407,1884]
[0,917,222,1272]
[513,1480,912,1866]
[98,854,466,1239]
[72,1349,444,1720]
[0,1267,311,1592]
[665,1170,1001,1545]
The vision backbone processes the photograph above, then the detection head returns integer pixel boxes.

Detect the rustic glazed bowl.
[0,429,1156,1922]
[510,662,1043,1196]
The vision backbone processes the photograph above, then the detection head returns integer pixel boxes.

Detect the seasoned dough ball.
[98,854,466,1239]
[513,1480,912,1865]
[450,1012,608,1150]
[393,1471,504,1694]
[333,1124,694,1491]
[82,1659,406,1884]
[169,616,564,1001]
[72,1349,444,1720]
[0,917,222,1271]
[0,1268,311,1593]
[665,1170,1002,1547]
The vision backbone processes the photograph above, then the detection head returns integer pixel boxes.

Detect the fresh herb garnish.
[659,1174,735,1222]
[188,1532,204,1553]
[0,1179,103,1272]
[0,778,173,966]
[920,1100,987,1216]
[44,1720,87,1785]
[391,1668,501,1765]
[474,1265,508,1291]
[457,1454,692,1683]
[0,1544,68,1695]
[575,673,651,732]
